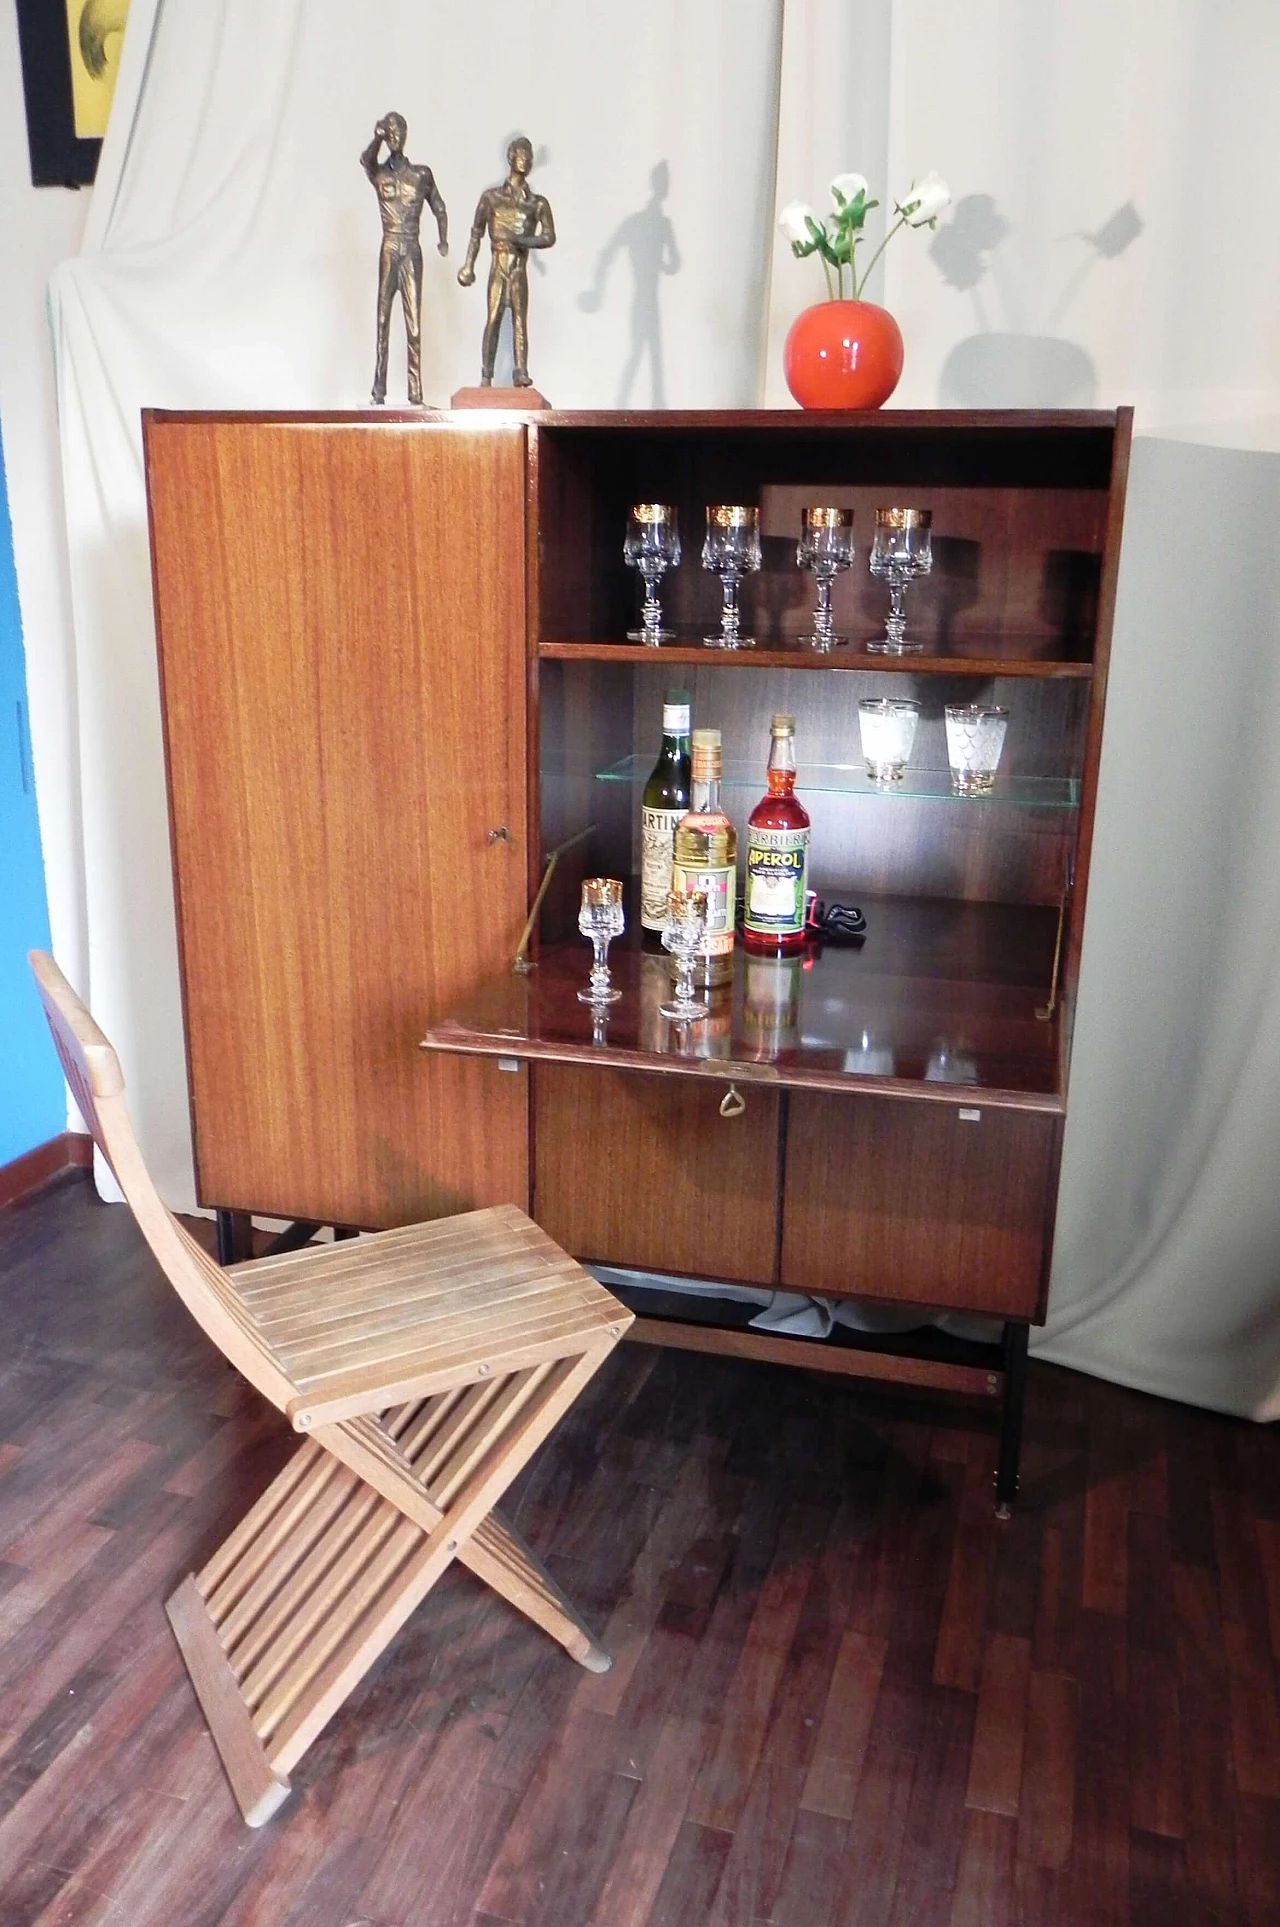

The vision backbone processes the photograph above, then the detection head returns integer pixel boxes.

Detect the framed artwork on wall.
[15,0,129,188]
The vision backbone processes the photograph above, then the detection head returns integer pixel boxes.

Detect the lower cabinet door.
[781,1092,1061,1321]
[533,1064,780,1283]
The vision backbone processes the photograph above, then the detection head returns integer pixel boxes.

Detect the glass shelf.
[595,754,1079,810]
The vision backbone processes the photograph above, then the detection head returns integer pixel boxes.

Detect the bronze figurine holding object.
[361,113,448,407]
[455,136,555,401]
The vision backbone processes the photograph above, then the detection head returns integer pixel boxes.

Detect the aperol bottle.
[743,714,811,956]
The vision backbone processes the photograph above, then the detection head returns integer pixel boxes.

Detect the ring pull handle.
[487,826,512,845]
[719,1083,746,1120]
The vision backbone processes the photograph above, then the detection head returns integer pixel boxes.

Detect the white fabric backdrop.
[49,0,1280,1417]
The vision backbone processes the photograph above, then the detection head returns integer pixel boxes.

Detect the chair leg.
[469,1510,612,1673]
[168,1345,613,1820]
[166,1577,291,1826]
[315,1413,613,1673]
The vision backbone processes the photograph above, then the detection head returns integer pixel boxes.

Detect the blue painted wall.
[0,419,65,1165]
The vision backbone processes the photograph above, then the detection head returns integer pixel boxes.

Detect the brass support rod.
[1035,890,1068,1022]
[513,824,597,973]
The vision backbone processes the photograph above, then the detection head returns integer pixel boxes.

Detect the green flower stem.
[821,255,835,300]
[853,212,907,301]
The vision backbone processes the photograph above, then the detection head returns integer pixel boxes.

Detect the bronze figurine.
[361,113,448,406]
[458,137,556,389]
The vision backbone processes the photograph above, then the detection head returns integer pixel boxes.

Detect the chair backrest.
[28,951,296,1414]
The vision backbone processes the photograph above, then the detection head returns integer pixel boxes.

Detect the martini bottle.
[640,690,692,932]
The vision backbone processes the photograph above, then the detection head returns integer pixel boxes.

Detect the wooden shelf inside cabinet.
[538,642,1095,680]
[422,895,1065,1113]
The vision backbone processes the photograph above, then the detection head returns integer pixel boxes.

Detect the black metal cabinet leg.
[995,1321,1030,1518]
[215,1209,253,1266]
[333,1226,359,1241]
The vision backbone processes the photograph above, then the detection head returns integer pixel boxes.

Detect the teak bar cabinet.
[144,407,1132,1512]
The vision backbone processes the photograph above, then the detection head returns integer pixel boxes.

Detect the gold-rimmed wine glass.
[624,504,681,646]
[701,505,761,649]
[578,877,625,1004]
[659,890,709,1021]
[797,505,854,651]
[868,507,932,654]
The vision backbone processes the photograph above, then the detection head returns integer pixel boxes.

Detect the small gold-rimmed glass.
[857,696,921,785]
[868,507,933,655]
[944,704,1010,796]
[701,505,761,649]
[797,506,854,652]
[578,877,625,1004]
[624,504,681,646]
[659,890,710,1021]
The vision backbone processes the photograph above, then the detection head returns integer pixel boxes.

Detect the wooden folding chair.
[30,951,632,1825]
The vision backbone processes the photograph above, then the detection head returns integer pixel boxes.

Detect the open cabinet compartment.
[532,411,1115,663]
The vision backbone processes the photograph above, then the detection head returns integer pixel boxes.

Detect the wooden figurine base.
[451,385,550,410]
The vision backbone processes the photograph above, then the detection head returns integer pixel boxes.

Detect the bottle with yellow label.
[671,728,737,988]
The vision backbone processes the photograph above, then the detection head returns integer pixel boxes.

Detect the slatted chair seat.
[231,1208,619,1429]
[29,951,632,1826]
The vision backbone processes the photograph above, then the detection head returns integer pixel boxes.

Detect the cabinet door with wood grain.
[781,1092,1061,1320]
[534,1064,779,1284]
[146,416,529,1228]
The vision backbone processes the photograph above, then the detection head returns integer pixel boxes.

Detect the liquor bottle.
[640,690,692,932]
[743,714,811,956]
[671,727,737,987]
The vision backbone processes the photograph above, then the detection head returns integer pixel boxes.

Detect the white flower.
[897,171,951,227]
[778,200,819,246]
[829,172,869,210]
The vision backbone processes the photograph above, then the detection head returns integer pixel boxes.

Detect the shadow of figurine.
[578,162,682,407]
[931,193,1142,409]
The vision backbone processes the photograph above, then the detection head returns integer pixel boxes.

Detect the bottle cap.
[771,714,796,734]
[662,692,692,731]
[691,727,723,781]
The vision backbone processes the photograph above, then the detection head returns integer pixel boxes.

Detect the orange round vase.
[783,300,904,410]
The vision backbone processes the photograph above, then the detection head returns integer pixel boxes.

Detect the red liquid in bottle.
[743,715,811,956]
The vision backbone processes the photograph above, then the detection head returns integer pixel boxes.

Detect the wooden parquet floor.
[0,1175,1278,1926]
